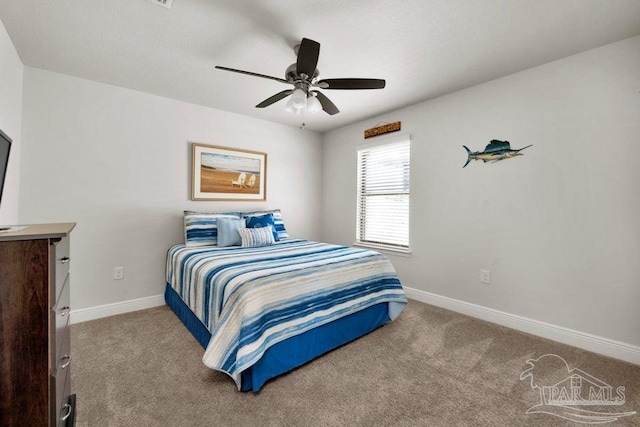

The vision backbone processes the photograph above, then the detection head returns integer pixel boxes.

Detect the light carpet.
[70,300,640,426]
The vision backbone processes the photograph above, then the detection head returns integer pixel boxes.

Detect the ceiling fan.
[215,38,385,116]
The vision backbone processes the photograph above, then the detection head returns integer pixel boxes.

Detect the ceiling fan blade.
[215,66,289,84]
[312,91,339,115]
[296,38,320,78]
[316,78,386,90]
[256,90,293,108]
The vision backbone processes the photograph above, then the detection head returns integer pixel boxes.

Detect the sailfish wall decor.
[463,140,532,168]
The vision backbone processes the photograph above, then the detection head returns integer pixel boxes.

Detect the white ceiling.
[1,0,639,133]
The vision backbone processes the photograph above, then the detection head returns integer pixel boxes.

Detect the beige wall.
[19,67,323,310]
[0,18,22,224]
[321,36,640,347]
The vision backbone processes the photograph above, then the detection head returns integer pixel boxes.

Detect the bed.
[164,211,407,392]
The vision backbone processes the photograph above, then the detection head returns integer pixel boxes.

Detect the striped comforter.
[166,239,407,389]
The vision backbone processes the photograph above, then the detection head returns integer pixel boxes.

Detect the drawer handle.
[60,256,71,264]
[60,307,71,317]
[60,355,71,369]
[61,403,72,422]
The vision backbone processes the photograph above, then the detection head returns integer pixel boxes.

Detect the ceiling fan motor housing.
[285,63,319,86]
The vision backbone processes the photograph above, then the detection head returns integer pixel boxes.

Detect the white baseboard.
[69,287,640,365]
[70,294,165,324]
[403,286,640,366]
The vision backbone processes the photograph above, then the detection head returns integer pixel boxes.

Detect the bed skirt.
[164,283,391,392]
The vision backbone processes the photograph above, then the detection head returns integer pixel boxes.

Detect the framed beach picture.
[192,143,267,201]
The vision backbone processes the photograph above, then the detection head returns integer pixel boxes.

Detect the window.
[356,136,410,252]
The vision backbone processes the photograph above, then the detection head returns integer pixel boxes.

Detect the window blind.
[356,138,410,250]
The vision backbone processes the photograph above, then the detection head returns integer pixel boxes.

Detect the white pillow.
[237,226,275,247]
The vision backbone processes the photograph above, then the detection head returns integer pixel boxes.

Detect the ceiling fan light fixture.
[290,88,307,110]
[306,95,322,114]
[284,96,295,113]
[284,96,303,114]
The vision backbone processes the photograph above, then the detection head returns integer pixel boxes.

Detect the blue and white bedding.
[165,239,407,390]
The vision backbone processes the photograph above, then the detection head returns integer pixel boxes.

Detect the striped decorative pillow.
[238,226,276,247]
[184,211,241,247]
[240,209,289,240]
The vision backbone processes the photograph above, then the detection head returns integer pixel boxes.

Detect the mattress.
[165,239,407,391]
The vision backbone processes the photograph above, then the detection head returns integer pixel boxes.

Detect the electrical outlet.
[480,270,490,284]
[113,267,124,280]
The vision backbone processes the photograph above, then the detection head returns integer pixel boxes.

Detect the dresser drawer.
[50,275,71,372]
[53,324,72,378]
[51,362,71,427]
[52,236,70,307]
[60,394,76,427]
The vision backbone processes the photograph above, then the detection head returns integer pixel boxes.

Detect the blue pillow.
[241,209,289,240]
[216,217,246,247]
[245,213,279,241]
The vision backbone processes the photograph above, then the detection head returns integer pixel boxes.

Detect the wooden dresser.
[0,223,77,427]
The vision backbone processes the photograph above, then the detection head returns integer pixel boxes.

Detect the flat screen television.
[0,128,12,209]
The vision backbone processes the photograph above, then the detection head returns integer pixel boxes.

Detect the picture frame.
[191,143,267,201]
